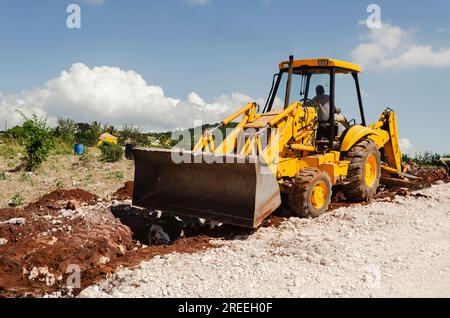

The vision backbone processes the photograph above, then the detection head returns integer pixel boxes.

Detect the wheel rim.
[365,154,377,187]
[311,181,327,209]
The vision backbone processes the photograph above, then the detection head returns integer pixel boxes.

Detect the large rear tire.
[343,138,381,201]
[288,168,332,218]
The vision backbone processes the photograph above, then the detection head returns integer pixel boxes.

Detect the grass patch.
[85,173,94,184]
[0,172,8,181]
[19,173,32,183]
[10,193,25,207]
[79,148,96,167]
[107,171,124,181]
[0,141,23,159]
[56,180,65,189]
[51,139,74,156]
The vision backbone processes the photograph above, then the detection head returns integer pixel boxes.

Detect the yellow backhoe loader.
[133,56,408,228]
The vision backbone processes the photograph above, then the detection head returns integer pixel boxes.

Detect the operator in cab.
[310,85,349,138]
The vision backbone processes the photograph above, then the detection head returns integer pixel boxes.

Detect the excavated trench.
[0,166,447,298]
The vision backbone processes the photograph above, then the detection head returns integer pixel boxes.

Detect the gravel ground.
[79,182,450,298]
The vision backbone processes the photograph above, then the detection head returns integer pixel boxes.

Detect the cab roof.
[278,58,362,74]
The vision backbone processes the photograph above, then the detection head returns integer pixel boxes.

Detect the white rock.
[1,217,26,226]
[98,256,111,265]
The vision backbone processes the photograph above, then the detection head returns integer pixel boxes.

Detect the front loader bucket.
[132,148,281,228]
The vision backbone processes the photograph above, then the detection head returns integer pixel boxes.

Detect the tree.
[19,112,54,171]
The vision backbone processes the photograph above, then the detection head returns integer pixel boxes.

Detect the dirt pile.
[0,187,213,298]
[408,166,449,189]
[373,167,448,202]
[26,189,99,211]
[112,181,134,201]
[0,203,134,297]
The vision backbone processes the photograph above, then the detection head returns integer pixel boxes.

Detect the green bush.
[99,142,124,163]
[75,122,103,147]
[103,124,119,136]
[119,124,147,146]
[54,117,77,144]
[403,152,450,167]
[402,153,412,163]
[20,113,54,171]
[4,125,26,143]
[10,193,25,207]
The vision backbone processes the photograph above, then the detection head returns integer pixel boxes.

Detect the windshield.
[264,72,303,112]
[265,71,330,112]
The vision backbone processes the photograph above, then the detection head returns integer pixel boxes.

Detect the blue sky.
[0,0,449,153]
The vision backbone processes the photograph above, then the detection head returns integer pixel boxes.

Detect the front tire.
[288,168,332,218]
[343,138,381,201]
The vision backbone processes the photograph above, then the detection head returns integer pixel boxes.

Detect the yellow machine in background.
[133,56,406,228]
[98,133,118,146]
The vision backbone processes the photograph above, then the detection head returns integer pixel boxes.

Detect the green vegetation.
[0,140,23,159]
[1,112,448,170]
[19,173,32,183]
[103,124,119,136]
[0,172,7,181]
[19,113,54,171]
[402,152,450,167]
[107,170,124,181]
[100,142,124,163]
[75,122,103,147]
[85,173,94,184]
[54,117,77,144]
[51,139,74,155]
[10,193,25,207]
[1,114,192,165]
[79,148,96,167]
[119,124,147,145]
[56,180,65,189]
[5,125,26,144]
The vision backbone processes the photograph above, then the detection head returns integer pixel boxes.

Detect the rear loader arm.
[371,109,403,173]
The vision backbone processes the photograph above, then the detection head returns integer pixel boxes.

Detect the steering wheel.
[300,98,320,108]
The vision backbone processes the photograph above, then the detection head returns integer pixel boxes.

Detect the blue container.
[74,144,85,156]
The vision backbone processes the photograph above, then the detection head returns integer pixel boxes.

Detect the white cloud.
[399,138,413,154]
[184,0,210,5]
[82,0,105,6]
[352,22,450,70]
[0,64,262,131]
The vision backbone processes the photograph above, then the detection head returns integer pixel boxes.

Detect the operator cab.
[263,56,366,151]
